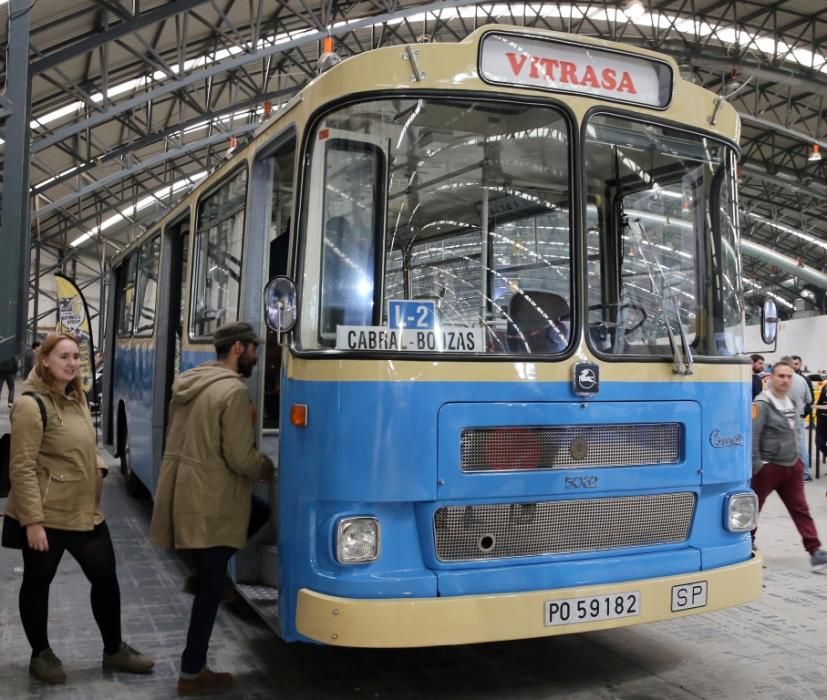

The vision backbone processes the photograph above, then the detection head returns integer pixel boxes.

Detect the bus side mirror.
[264,275,297,343]
[760,298,778,346]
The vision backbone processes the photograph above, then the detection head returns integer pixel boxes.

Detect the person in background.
[785,355,815,481]
[815,384,827,465]
[752,359,827,571]
[751,354,765,401]
[150,321,274,697]
[21,341,42,379]
[0,352,19,406]
[1,333,154,684]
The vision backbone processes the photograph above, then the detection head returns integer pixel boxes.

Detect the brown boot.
[177,669,234,696]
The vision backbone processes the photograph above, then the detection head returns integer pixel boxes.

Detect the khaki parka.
[149,362,274,550]
[4,371,104,531]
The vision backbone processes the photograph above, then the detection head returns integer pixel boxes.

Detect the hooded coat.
[149,362,274,550]
[3,370,103,532]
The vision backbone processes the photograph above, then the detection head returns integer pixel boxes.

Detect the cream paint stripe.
[285,355,750,383]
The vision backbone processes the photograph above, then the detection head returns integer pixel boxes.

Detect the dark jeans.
[181,546,236,674]
[1,374,15,404]
[20,522,122,655]
[752,460,821,553]
[180,495,270,675]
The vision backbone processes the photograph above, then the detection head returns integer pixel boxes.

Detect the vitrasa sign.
[479,33,673,108]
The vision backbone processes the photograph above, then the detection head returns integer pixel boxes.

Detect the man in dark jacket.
[752,359,827,570]
[20,340,41,378]
[751,354,765,401]
[0,353,18,406]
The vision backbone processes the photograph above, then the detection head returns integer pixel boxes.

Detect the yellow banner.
[55,274,96,395]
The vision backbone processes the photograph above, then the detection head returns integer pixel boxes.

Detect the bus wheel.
[120,433,144,498]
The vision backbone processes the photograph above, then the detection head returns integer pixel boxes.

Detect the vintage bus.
[102,25,763,647]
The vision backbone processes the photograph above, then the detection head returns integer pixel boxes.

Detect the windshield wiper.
[623,215,694,375]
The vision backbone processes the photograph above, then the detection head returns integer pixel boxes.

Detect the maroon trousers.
[751,460,821,554]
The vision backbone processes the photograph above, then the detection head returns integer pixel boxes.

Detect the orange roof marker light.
[291,404,308,428]
[318,36,341,74]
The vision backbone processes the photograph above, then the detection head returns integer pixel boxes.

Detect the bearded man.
[150,321,274,696]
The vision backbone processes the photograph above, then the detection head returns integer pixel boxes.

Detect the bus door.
[232,131,295,619]
[150,213,190,486]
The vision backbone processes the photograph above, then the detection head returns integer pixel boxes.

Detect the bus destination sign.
[336,325,484,352]
[479,32,673,108]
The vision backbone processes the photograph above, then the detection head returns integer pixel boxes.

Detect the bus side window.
[117,253,138,337]
[134,234,161,336]
[190,166,248,340]
[318,139,384,344]
[321,215,375,335]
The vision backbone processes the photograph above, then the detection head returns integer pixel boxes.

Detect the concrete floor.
[2,395,827,699]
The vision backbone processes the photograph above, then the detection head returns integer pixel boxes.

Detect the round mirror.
[760,298,778,345]
[263,275,297,334]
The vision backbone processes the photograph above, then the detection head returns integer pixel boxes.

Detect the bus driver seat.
[507,291,570,353]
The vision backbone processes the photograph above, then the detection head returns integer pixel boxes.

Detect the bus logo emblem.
[572,363,599,397]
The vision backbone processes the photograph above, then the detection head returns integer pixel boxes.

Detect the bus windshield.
[584,114,744,358]
[298,97,572,354]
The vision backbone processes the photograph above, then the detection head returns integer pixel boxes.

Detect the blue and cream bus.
[103,25,763,646]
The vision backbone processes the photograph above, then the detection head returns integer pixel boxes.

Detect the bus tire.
[120,431,144,498]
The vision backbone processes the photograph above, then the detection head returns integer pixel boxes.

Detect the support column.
[0,0,32,360]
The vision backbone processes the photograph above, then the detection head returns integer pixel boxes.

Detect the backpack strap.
[22,392,47,432]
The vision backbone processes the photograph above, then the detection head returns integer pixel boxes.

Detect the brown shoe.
[29,648,66,684]
[102,641,155,674]
[177,669,234,696]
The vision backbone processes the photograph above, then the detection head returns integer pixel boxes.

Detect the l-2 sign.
[479,32,673,108]
[387,299,436,330]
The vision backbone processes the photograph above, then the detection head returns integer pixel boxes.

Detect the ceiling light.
[808,144,821,162]
[624,0,645,18]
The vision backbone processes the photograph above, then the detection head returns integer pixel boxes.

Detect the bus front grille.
[460,423,681,471]
[433,492,695,561]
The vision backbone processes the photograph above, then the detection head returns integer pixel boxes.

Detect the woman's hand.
[26,523,49,552]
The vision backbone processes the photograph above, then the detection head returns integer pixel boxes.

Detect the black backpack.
[0,393,47,498]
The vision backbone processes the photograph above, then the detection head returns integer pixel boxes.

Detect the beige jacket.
[4,371,103,530]
[149,362,274,550]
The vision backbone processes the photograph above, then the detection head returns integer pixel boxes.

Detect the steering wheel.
[588,302,648,334]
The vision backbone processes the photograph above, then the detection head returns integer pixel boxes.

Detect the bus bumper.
[296,555,762,647]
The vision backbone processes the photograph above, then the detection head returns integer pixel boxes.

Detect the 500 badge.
[565,476,598,489]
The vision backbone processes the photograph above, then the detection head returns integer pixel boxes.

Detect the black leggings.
[20,522,122,656]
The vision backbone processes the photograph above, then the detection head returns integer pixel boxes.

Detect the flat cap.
[213,321,265,347]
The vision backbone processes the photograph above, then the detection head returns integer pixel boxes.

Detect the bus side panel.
[112,339,156,490]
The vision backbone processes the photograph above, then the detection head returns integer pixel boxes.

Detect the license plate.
[544,592,640,627]
[671,581,708,612]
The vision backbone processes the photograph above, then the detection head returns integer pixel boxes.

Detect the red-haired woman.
[1,333,154,684]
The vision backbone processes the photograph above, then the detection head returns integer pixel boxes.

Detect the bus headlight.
[335,517,380,564]
[725,492,759,532]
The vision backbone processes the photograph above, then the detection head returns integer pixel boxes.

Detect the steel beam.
[0,0,33,360]
[740,113,827,150]
[31,0,477,154]
[30,0,213,75]
[34,121,260,219]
